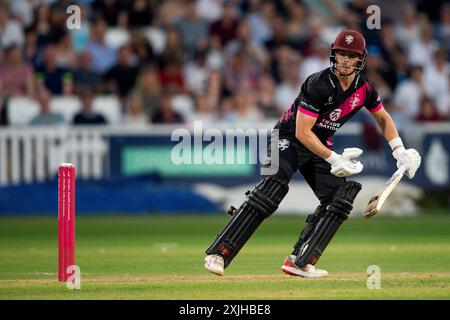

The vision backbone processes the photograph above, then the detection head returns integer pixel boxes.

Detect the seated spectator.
[408,24,438,69]
[0,6,25,49]
[224,46,263,94]
[29,89,64,126]
[285,2,307,41]
[183,49,209,95]
[193,93,217,125]
[423,47,450,118]
[130,33,154,65]
[210,1,239,47]
[35,45,71,95]
[123,95,148,126]
[225,21,268,68]
[73,51,101,94]
[265,15,299,55]
[197,0,223,23]
[33,4,51,49]
[158,26,184,67]
[85,18,117,74]
[174,0,209,57]
[223,89,263,124]
[0,44,34,96]
[73,89,107,125]
[433,3,450,53]
[415,96,442,122]
[246,0,274,47]
[103,44,139,98]
[23,26,40,69]
[393,65,425,123]
[54,32,77,69]
[256,73,276,118]
[395,5,420,51]
[364,45,395,99]
[300,39,329,84]
[274,57,301,116]
[158,58,186,94]
[131,65,161,117]
[151,93,184,124]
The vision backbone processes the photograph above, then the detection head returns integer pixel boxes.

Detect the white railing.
[0,126,108,186]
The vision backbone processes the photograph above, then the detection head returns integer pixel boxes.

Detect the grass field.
[0,212,450,300]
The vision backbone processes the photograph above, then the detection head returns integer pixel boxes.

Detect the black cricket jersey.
[275,67,383,148]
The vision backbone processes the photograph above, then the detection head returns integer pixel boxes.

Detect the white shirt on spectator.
[299,57,329,83]
[193,112,218,127]
[246,13,272,46]
[395,24,419,50]
[408,39,438,69]
[123,114,148,127]
[394,79,422,119]
[9,0,34,27]
[183,61,209,95]
[223,107,263,124]
[1,20,24,48]
[423,63,450,115]
[274,82,299,113]
[196,0,223,23]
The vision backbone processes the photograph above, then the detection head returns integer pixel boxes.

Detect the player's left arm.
[370,106,421,179]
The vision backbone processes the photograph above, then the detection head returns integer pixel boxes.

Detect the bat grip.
[396,165,407,176]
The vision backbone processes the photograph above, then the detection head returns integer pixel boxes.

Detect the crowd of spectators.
[0,0,449,127]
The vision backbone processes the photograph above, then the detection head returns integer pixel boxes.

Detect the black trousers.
[262,135,345,207]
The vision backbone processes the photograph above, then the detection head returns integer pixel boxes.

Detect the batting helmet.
[330,29,367,75]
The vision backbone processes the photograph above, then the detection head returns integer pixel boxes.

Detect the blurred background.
[0,0,449,215]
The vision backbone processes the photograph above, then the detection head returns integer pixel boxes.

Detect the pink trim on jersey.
[281,104,294,121]
[332,82,370,119]
[299,107,319,118]
[326,136,333,147]
[369,102,383,113]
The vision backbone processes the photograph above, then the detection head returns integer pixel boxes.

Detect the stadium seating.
[50,95,82,123]
[92,95,123,125]
[172,94,195,122]
[7,96,40,126]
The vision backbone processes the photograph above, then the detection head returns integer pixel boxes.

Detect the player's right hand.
[325,149,364,177]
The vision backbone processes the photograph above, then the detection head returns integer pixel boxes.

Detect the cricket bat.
[363,165,407,218]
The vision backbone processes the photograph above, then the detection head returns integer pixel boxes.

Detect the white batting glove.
[389,138,421,179]
[325,148,364,177]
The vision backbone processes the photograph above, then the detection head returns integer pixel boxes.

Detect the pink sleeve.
[299,107,319,118]
[368,102,383,113]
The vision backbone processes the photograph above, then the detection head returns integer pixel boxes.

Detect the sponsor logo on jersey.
[278,139,290,151]
[350,94,360,110]
[330,108,342,121]
[325,96,334,106]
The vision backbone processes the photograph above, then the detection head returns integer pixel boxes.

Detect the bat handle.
[396,165,407,175]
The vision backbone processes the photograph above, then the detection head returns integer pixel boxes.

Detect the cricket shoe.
[281,255,328,278]
[204,254,224,276]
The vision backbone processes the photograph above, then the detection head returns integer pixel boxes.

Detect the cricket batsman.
[204,30,421,278]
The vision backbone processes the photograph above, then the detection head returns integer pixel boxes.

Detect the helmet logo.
[345,35,354,44]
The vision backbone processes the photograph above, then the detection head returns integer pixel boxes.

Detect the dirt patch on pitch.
[2,272,450,287]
